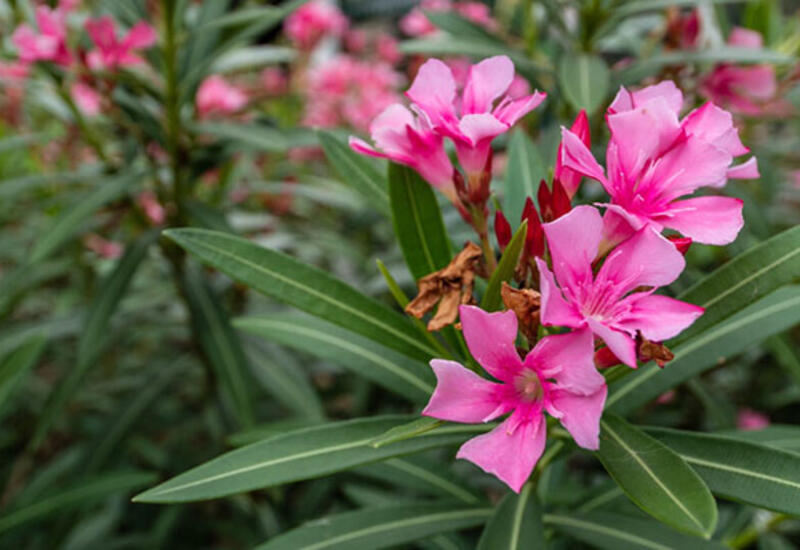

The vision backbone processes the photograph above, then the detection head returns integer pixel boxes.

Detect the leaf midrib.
[544,514,671,550]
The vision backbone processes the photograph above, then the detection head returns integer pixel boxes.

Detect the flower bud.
[494,210,512,251]
[667,235,692,255]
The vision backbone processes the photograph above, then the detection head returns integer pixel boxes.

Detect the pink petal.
[406,58,457,127]
[727,157,759,180]
[459,305,523,383]
[422,359,509,423]
[492,91,546,126]
[600,206,637,251]
[660,196,744,245]
[543,205,603,292]
[122,22,157,50]
[85,16,117,52]
[456,410,546,493]
[536,258,584,328]
[607,100,681,176]
[646,133,732,200]
[681,102,748,157]
[559,127,607,186]
[457,113,509,146]
[547,385,607,450]
[728,27,763,49]
[462,55,514,115]
[349,136,397,161]
[621,293,704,342]
[526,328,603,395]
[369,104,417,155]
[586,319,637,368]
[555,110,589,197]
[608,81,684,115]
[598,226,685,292]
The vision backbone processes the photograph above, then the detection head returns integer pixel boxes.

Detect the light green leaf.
[0,336,47,419]
[545,511,726,550]
[254,503,491,550]
[478,484,544,549]
[190,122,316,153]
[558,54,610,115]
[235,314,434,402]
[424,11,502,43]
[608,285,800,414]
[388,164,452,282]
[164,228,437,361]
[719,424,800,453]
[133,416,472,503]
[596,414,717,538]
[481,220,526,311]
[503,131,545,231]
[211,45,295,73]
[647,428,800,516]
[318,130,389,216]
[371,416,444,448]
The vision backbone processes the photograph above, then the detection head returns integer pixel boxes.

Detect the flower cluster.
[358,63,757,491]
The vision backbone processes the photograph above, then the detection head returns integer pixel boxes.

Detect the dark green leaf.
[0,336,47,418]
[478,484,544,549]
[481,220,526,311]
[558,54,610,115]
[503,131,545,231]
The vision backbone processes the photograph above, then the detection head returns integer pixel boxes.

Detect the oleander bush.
[1,0,800,548]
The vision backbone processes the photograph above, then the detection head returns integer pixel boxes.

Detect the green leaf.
[646,428,800,516]
[190,121,317,152]
[503,131,545,231]
[545,511,727,550]
[0,336,47,418]
[253,503,492,550]
[371,417,444,448]
[30,171,138,263]
[32,230,157,448]
[608,285,800,414]
[0,471,155,534]
[235,314,435,402]
[182,265,255,428]
[720,424,800,453]
[211,45,295,73]
[481,221,527,311]
[558,54,610,115]
[424,11,502,43]
[388,164,452,282]
[133,416,471,503]
[478,484,544,550]
[164,228,437,361]
[318,130,389,216]
[596,414,717,538]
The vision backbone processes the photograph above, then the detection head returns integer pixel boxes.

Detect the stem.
[728,513,790,549]
[162,0,184,223]
[479,230,497,274]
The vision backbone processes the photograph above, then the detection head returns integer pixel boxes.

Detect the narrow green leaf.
[235,314,435,402]
[318,131,389,216]
[0,471,155,534]
[503,131,545,231]
[32,230,157,448]
[211,45,295,73]
[608,285,800,414]
[388,164,452,282]
[183,266,255,428]
[164,228,437,361]
[481,220,526,311]
[424,11,502,43]
[596,415,718,538]
[478,484,544,549]
[133,416,469,503]
[190,122,316,153]
[647,428,800,516]
[30,172,138,262]
[254,503,492,550]
[720,424,800,453]
[371,417,444,448]
[0,336,46,418]
[546,511,726,550]
[558,54,610,115]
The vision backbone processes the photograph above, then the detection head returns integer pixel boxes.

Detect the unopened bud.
[494,210,512,251]
[537,180,552,221]
[667,235,692,256]
[521,197,544,257]
[594,346,621,368]
[550,179,571,219]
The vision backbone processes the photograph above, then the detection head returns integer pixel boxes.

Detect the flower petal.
[587,318,637,368]
[459,305,523,382]
[559,127,607,186]
[598,226,685,292]
[406,58,457,128]
[660,196,744,245]
[462,55,514,115]
[620,293,704,342]
[526,328,603,395]
[547,386,607,450]
[543,205,603,293]
[536,258,584,328]
[456,410,546,493]
[122,21,157,50]
[492,91,547,126]
[458,113,509,146]
[422,359,509,423]
[727,157,759,180]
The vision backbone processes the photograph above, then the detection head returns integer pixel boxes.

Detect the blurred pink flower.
[284,0,348,50]
[407,55,545,176]
[71,82,102,115]
[137,191,166,225]
[737,408,770,430]
[0,60,29,82]
[85,16,156,71]
[400,0,497,36]
[537,206,703,367]
[700,28,790,116]
[261,67,288,96]
[196,75,248,117]
[376,34,402,65]
[85,234,123,259]
[344,29,368,53]
[560,81,758,245]
[12,5,72,66]
[665,8,701,50]
[423,305,606,492]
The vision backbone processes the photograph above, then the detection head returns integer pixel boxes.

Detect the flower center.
[514,369,544,403]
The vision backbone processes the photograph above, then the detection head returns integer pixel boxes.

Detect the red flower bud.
[550,179,571,219]
[537,179,551,221]
[667,235,692,256]
[494,210,512,251]
[521,197,544,257]
[594,346,622,369]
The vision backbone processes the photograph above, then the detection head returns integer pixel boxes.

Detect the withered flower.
[406,242,482,331]
[637,335,675,368]
[500,282,541,343]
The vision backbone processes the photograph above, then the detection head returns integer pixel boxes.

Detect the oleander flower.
[196,75,248,117]
[85,16,156,71]
[284,0,348,50]
[560,81,758,245]
[423,305,606,492]
[12,5,72,66]
[71,82,102,115]
[536,206,704,368]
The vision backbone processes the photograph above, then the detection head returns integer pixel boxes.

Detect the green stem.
[162,0,184,223]
[728,513,790,549]
[53,80,109,163]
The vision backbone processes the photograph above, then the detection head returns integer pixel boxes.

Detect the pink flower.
[554,110,589,198]
[196,75,248,117]
[12,6,72,66]
[284,0,348,50]
[376,34,402,65]
[400,1,497,36]
[261,67,288,96]
[737,408,770,431]
[85,16,156,71]
[137,191,166,225]
[71,82,102,115]
[454,1,498,31]
[536,206,704,368]
[699,28,789,116]
[560,81,758,245]
[349,104,455,198]
[423,305,606,492]
[85,234,123,259]
[407,55,545,176]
